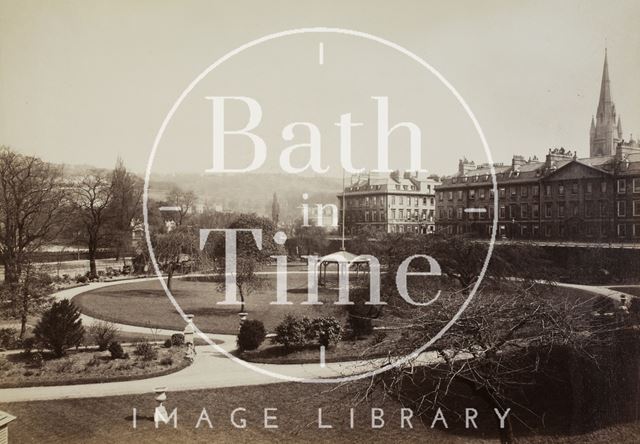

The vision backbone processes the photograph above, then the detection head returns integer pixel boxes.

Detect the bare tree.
[166,186,196,227]
[71,171,114,278]
[0,146,67,284]
[109,157,143,262]
[347,236,612,443]
[153,227,196,291]
[358,278,610,443]
[0,261,55,339]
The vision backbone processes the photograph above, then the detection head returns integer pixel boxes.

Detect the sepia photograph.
[1,1,640,443]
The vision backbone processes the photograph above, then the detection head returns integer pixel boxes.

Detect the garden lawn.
[0,344,190,388]
[1,382,639,443]
[73,273,346,334]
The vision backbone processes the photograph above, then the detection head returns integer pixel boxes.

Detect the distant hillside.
[53,159,343,223]
[148,172,342,222]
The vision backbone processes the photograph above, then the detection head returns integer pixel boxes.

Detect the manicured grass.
[1,382,639,443]
[73,273,346,334]
[73,275,598,340]
[0,344,190,388]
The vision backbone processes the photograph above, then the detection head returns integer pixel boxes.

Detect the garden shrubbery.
[272,315,342,351]
[108,341,126,359]
[89,321,119,351]
[171,333,185,347]
[33,300,85,357]
[311,317,342,347]
[134,341,157,361]
[0,328,18,350]
[237,320,266,352]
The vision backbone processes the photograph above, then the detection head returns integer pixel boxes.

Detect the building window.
[438,192,443,202]
[558,184,565,196]
[634,224,640,237]
[399,209,404,219]
[365,211,369,222]
[600,201,607,217]
[532,185,539,196]
[391,209,396,220]
[635,201,640,217]
[499,206,506,219]
[558,202,565,218]
[399,196,404,204]
[545,203,552,218]
[521,186,528,197]
[618,201,626,217]
[545,184,552,196]
[448,191,453,201]
[521,204,528,219]
[545,224,552,237]
[422,197,427,205]
[532,204,539,218]
[510,187,517,197]
[571,202,579,217]
[509,204,517,219]
[601,181,607,193]
[586,182,593,194]
[617,179,626,194]
[586,201,594,218]
[447,208,453,220]
[586,224,594,237]
[571,182,578,194]
[499,187,506,198]
[457,207,463,220]
[634,179,640,193]
[457,190,463,200]
[479,188,485,199]
[618,224,626,237]
[469,189,476,200]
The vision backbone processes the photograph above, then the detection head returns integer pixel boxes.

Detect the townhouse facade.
[338,171,440,235]
[435,144,640,241]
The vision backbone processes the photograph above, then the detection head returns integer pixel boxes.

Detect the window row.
[347,195,435,208]
[438,178,640,202]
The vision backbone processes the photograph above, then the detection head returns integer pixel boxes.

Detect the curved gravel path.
[0,276,635,403]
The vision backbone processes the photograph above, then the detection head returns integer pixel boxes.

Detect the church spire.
[596,48,612,119]
[590,48,622,157]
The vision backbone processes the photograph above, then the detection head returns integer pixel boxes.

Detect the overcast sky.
[1,0,639,177]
